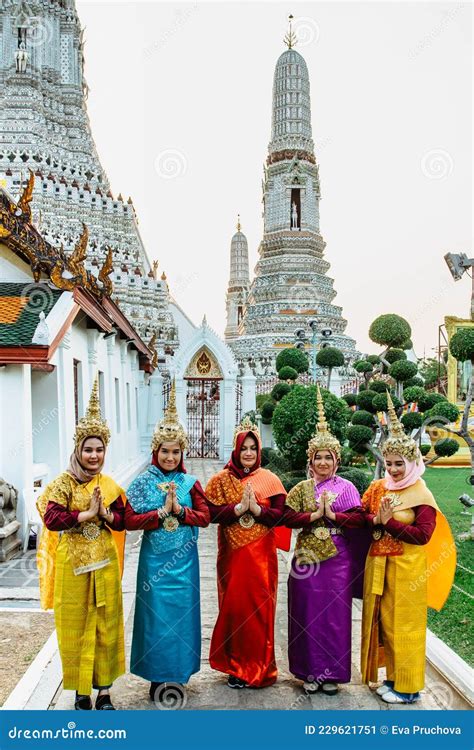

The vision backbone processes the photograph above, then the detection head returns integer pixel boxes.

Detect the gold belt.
[64,521,106,540]
[312,526,343,540]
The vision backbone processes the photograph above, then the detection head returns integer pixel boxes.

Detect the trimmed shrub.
[418,392,446,411]
[434,438,459,458]
[403,386,426,403]
[278,365,298,381]
[342,393,357,407]
[347,425,373,454]
[261,401,275,424]
[337,468,372,496]
[389,360,418,383]
[352,410,376,427]
[420,444,431,456]
[450,328,474,362]
[275,348,309,374]
[372,392,402,412]
[356,390,378,413]
[368,380,389,394]
[425,401,460,425]
[385,348,407,364]
[271,382,292,402]
[401,412,423,431]
[404,376,425,388]
[369,314,412,348]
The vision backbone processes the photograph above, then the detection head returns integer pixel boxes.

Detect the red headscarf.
[151,448,187,474]
[225,431,261,480]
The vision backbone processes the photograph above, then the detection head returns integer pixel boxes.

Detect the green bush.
[358,383,367,392]
[271,382,292,402]
[356,390,378,413]
[260,447,273,467]
[385,348,407,364]
[400,339,413,350]
[372,392,402,412]
[281,474,306,492]
[337,468,372,496]
[275,348,309,374]
[420,444,431,456]
[418,392,446,411]
[450,328,474,362]
[366,355,381,365]
[434,438,460,458]
[389,360,418,383]
[261,401,275,424]
[369,314,412,348]
[347,425,373,454]
[354,360,373,374]
[316,346,345,369]
[403,386,426,403]
[342,393,357,407]
[352,410,376,427]
[340,445,357,467]
[405,376,425,388]
[266,450,291,474]
[368,380,389,394]
[273,385,350,470]
[278,365,298,381]
[425,401,460,425]
[256,393,273,412]
[401,412,423,431]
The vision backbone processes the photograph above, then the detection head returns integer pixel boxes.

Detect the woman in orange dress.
[205,417,290,689]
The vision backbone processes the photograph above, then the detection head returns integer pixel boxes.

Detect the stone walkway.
[51,460,456,710]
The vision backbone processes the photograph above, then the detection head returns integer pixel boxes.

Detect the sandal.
[303,681,319,693]
[74,693,92,710]
[95,693,115,710]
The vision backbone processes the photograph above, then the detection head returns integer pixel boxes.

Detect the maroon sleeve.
[383,505,436,545]
[103,496,126,531]
[207,501,239,525]
[43,501,80,531]
[333,507,366,529]
[124,499,160,531]
[282,505,313,528]
[182,482,210,527]
[258,493,286,527]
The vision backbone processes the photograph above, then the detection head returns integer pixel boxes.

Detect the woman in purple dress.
[284,387,366,696]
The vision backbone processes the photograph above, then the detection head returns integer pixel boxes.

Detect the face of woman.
[240,435,258,470]
[384,453,406,482]
[157,442,182,471]
[311,450,335,480]
[81,438,105,473]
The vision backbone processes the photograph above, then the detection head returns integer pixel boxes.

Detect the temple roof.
[268,47,314,156]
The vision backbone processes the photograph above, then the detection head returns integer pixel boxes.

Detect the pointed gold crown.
[151,379,188,452]
[74,375,111,448]
[307,385,341,461]
[233,415,261,448]
[382,391,420,462]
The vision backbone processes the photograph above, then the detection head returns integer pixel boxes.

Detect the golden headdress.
[382,391,420,462]
[307,385,341,461]
[74,375,111,448]
[233,415,261,448]
[151,379,188,452]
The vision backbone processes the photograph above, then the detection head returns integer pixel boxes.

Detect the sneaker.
[382,689,419,704]
[376,680,394,696]
[227,675,247,689]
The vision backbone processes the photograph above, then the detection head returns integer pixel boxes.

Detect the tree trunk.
[327,367,332,390]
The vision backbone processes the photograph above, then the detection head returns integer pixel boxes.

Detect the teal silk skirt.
[130,533,201,683]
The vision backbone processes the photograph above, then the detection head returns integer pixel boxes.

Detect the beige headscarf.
[66,436,105,484]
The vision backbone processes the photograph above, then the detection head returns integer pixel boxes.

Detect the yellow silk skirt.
[361,543,427,694]
[54,531,125,695]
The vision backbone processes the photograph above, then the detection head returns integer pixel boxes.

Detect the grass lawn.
[424,467,473,666]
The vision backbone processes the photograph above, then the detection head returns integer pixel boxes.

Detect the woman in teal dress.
[125,384,209,702]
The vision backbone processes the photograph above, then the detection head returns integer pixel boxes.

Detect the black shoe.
[321,682,339,696]
[227,675,247,689]
[74,693,92,710]
[95,693,115,710]
[149,681,163,701]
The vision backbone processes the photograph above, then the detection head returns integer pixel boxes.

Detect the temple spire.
[284,14,297,49]
[237,214,241,232]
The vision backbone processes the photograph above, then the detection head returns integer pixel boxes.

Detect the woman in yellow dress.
[36,377,126,710]
[360,393,456,704]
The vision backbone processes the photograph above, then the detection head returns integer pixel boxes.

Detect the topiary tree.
[424,438,460,466]
[368,380,390,394]
[404,376,425,388]
[272,385,350,470]
[401,412,424,431]
[389,360,419,398]
[275,348,309,375]
[356,390,379,413]
[278,365,298,382]
[342,393,357,408]
[385,348,407,364]
[369,314,412,349]
[316,346,345,389]
[261,401,275,425]
[271,382,292,402]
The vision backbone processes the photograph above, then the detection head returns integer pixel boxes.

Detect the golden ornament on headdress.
[151,379,188,452]
[74,375,111,448]
[382,390,420,462]
[233,415,261,448]
[307,385,341,461]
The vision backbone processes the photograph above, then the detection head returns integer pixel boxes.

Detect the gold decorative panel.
[185,347,223,379]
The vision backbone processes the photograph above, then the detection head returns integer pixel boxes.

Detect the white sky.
[77,0,472,357]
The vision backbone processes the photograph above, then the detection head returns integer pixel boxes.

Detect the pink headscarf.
[384,454,425,490]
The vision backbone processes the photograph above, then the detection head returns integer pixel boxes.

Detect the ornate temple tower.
[224,215,250,341]
[0,0,178,358]
[229,21,358,378]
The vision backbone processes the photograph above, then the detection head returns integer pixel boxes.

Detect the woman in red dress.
[205,417,290,689]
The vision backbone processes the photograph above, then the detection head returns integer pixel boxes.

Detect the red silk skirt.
[209,528,278,687]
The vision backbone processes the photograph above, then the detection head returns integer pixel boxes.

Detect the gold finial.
[284,14,297,49]
[74,374,111,447]
[152,259,159,279]
[386,391,405,438]
[161,271,167,281]
[233,415,261,448]
[316,384,329,433]
[307,385,341,461]
[165,378,179,422]
[237,214,241,232]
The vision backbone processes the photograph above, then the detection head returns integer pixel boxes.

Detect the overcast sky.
[77,0,472,357]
